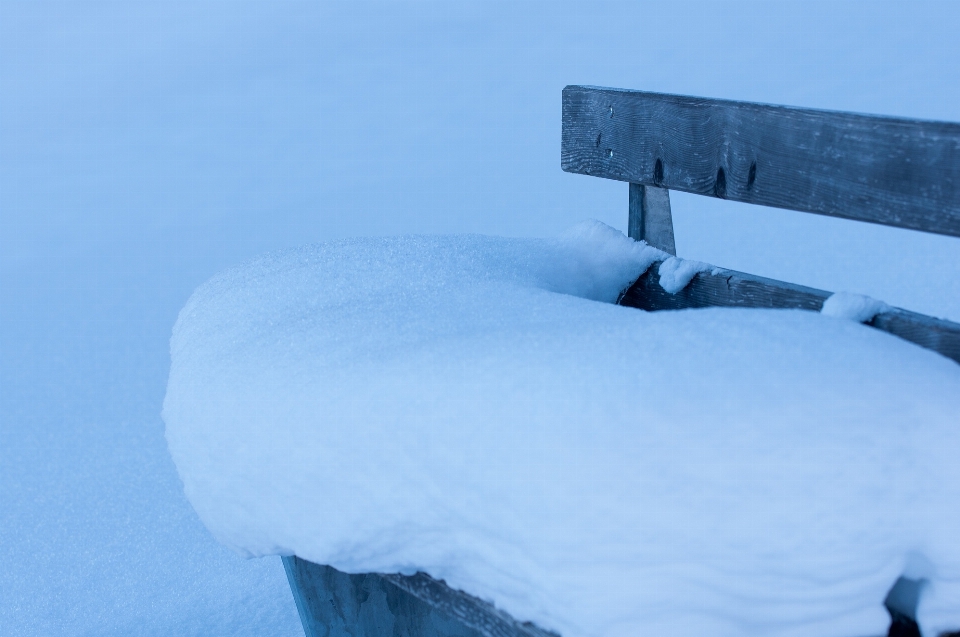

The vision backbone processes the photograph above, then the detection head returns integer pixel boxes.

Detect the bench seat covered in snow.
[162,88,960,637]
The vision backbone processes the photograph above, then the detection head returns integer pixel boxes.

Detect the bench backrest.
[561,85,960,238]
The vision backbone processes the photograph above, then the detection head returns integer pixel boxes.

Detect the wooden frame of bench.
[283,87,960,637]
[564,86,960,365]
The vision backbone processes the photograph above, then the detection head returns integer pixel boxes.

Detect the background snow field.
[5,2,960,635]
[165,223,960,637]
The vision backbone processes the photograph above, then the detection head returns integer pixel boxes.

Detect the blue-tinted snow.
[657,257,713,294]
[164,223,960,637]
[4,1,960,635]
[821,292,890,323]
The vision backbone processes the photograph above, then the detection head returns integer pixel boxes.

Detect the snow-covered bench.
[164,88,960,637]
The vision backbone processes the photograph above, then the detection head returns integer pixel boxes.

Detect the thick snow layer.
[164,222,960,637]
[822,292,890,323]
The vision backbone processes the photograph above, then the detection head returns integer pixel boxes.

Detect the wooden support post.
[628,183,676,254]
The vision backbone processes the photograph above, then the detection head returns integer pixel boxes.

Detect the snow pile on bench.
[821,291,891,323]
[163,221,960,637]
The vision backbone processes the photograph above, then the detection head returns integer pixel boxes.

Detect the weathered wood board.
[562,86,960,237]
[618,263,960,365]
[282,557,558,637]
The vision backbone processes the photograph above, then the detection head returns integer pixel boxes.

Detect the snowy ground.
[3,2,960,635]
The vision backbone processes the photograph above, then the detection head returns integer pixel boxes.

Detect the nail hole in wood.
[747,162,757,190]
[714,167,727,198]
[654,158,664,186]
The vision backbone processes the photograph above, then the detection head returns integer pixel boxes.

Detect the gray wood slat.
[618,264,960,365]
[562,86,960,237]
[282,557,558,637]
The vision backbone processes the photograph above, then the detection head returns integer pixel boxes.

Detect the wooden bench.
[283,86,960,637]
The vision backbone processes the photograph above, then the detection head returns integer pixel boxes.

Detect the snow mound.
[822,291,890,322]
[163,222,960,637]
[657,256,712,293]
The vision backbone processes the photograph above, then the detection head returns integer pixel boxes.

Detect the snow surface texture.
[822,292,891,323]
[165,221,960,637]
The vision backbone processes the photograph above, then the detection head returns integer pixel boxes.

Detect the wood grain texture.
[869,308,960,364]
[618,264,960,364]
[282,557,558,637]
[628,183,676,254]
[563,86,960,237]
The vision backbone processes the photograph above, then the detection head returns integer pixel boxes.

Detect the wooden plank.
[870,307,960,364]
[618,263,831,312]
[282,557,558,637]
[562,86,960,238]
[618,264,960,365]
[628,184,676,254]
